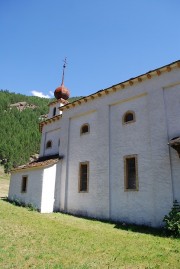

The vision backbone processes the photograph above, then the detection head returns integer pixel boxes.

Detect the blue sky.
[0,0,180,98]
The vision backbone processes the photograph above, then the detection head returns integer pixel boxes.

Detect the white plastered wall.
[163,83,180,202]
[40,163,57,213]
[53,161,62,211]
[9,163,58,213]
[48,102,62,119]
[39,120,61,157]
[8,168,44,210]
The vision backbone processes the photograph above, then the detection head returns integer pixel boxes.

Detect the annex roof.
[11,154,63,172]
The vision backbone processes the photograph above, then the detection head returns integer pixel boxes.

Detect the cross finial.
[61,57,67,85]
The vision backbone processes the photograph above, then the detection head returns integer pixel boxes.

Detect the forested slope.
[0,90,81,172]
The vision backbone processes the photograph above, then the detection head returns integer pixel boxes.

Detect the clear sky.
[0,0,180,98]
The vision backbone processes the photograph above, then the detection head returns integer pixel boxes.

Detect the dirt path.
[0,179,9,198]
[0,166,10,198]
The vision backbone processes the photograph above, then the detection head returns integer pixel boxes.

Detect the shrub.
[163,200,180,237]
[27,203,37,211]
[9,198,37,211]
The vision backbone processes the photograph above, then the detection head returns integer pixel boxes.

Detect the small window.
[124,155,138,191]
[79,162,89,192]
[80,124,90,135]
[123,111,135,124]
[53,107,56,117]
[46,140,52,149]
[21,176,28,193]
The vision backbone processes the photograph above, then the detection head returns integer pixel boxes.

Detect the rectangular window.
[124,155,138,191]
[79,162,89,192]
[21,176,28,193]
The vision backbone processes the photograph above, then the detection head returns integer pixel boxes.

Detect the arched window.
[80,124,90,135]
[123,111,135,124]
[53,107,56,117]
[46,140,52,149]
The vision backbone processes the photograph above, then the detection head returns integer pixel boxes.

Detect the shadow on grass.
[57,210,167,238]
[1,197,177,238]
[113,222,164,237]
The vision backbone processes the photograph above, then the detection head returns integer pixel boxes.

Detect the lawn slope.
[0,200,179,269]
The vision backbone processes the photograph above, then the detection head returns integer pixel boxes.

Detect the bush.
[163,200,180,237]
[9,198,37,211]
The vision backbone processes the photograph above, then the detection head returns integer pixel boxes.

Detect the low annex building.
[8,60,180,227]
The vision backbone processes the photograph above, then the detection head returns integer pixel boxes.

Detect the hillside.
[0,90,82,172]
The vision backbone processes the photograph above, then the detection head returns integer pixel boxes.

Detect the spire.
[54,57,70,100]
[61,57,67,86]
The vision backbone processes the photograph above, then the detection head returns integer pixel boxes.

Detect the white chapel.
[8,60,180,227]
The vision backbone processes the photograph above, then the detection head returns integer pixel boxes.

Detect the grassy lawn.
[0,199,179,269]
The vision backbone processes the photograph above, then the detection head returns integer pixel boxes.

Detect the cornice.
[39,114,62,132]
[59,60,180,112]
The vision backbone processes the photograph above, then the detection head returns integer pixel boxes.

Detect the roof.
[39,60,180,133]
[168,137,180,158]
[39,114,62,132]
[11,154,63,172]
[59,60,180,112]
[169,137,180,146]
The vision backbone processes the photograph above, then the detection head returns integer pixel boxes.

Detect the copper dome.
[54,84,70,100]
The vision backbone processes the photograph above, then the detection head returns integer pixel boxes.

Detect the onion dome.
[54,84,70,100]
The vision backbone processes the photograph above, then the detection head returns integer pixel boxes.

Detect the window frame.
[21,175,28,193]
[122,110,136,125]
[124,155,138,191]
[78,161,89,193]
[80,123,90,135]
[46,140,52,149]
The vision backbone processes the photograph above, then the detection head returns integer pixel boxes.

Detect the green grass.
[0,200,179,269]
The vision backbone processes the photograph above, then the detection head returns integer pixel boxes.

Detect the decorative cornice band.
[59,60,180,112]
[39,115,62,132]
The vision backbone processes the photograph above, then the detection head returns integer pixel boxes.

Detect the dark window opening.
[81,124,89,134]
[123,111,135,124]
[125,113,133,122]
[46,140,52,149]
[53,107,56,117]
[125,156,138,190]
[79,162,89,192]
[21,176,28,193]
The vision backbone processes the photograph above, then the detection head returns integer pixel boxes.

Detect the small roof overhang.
[168,137,180,158]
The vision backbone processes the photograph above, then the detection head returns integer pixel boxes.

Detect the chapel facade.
[8,60,180,227]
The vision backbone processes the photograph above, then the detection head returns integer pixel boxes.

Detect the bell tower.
[48,58,70,119]
[39,58,70,156]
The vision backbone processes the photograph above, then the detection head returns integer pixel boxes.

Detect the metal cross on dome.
[61,57,67,86]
